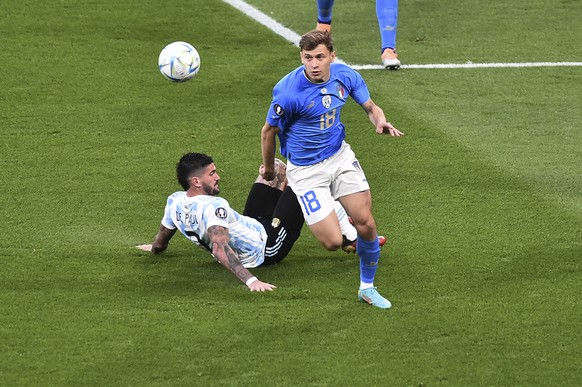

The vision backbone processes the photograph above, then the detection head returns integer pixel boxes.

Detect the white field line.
[222,0,302,46]
[353,62,582,70]
[223,0,582,70]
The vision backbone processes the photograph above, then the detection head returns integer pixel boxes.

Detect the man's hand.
[137,225,176,254]
[260,163,276,181]
[248,279,278,292]
[376,121,405,136]
[361,98,405,137]
[136,244,153,252]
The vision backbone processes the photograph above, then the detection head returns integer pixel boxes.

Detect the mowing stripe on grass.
[223,0,582,70]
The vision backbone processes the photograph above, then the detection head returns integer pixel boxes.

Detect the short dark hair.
[176,152,214,190]
[299,30,334,53]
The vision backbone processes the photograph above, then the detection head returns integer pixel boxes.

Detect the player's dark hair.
[176,152,214,190]
[299,30,334,53]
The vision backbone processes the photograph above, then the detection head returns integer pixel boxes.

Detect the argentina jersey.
[266,62,371,166]
[161,192,268,268]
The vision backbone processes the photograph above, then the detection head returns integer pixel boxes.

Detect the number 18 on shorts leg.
[297,188,335,225]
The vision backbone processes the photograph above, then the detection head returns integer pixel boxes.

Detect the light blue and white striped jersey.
[265,62,370,166]
[161,191,268,268]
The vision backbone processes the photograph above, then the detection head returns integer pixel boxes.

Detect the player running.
[260,30,404,308]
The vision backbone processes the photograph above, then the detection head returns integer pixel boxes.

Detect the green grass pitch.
[1,0,581,385]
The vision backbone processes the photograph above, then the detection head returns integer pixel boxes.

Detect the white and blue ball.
[158,41,200,82]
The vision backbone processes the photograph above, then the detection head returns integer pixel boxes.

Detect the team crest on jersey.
[215,207,228,219]
[274,104,285,116]
[322,95,332,109]
[271,217,281,228]
[336,84,346,99]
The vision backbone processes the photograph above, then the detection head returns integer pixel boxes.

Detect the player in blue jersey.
[316,0,401,69]
[260,30,404,308]
[137,153,304,291]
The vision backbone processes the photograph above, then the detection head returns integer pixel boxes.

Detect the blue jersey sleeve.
[347,69,370,105]
[266,73,297,129]
[266,87,287,128]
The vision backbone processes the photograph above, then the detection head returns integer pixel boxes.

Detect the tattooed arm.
[137,224,177,254]
[207,225,277,292]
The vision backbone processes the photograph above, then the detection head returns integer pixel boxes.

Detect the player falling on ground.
[137,152,367,292]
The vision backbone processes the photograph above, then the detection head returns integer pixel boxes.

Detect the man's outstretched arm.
[137,224,177,254]
[207,225,277,292]
[361,98,404,136]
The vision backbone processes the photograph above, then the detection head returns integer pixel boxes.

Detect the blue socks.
[357,236,381,284]
[376,0,398,52]
[317,0,399,53]
[317,0,335,24]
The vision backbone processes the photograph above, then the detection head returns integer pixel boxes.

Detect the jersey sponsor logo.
[215,207,228,219]
[322,95,332,109]
[274,104,284,116]
[320,87,328,94]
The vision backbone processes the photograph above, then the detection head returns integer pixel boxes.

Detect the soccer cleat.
[378,235,387,248]
[358,287,392,309]
[342,235,387,253]
[381,48,401,70]
[342,236,357,253]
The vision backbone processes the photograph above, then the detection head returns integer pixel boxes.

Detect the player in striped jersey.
[137,152,358,292]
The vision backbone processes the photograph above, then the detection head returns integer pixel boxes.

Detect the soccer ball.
[158,41,201,82]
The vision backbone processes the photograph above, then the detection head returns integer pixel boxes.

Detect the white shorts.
[286,142,370,225]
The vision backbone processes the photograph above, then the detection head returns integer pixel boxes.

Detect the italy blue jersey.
[161,192,268,268]
[266,62,371,166]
